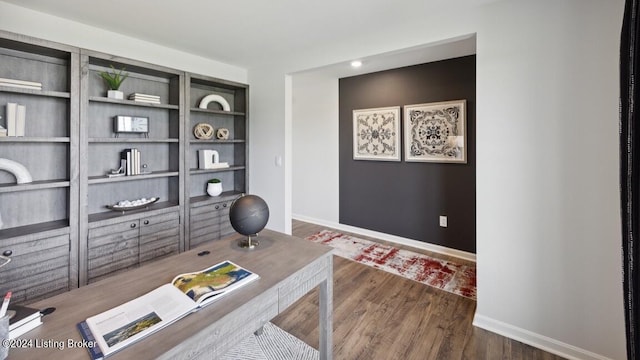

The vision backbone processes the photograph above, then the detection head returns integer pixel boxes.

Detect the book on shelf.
[7,305,42,339]
[16,104,25,137]
[6,102,17,136]
[0,77,42,91]
[128,93,161,104]
[120,148,141,176]
[4,103,26,137]
[0,77,42,87]
[77,260,259,360]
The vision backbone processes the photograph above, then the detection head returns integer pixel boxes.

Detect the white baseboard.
[472,314,614,360]
[292,213,476,262]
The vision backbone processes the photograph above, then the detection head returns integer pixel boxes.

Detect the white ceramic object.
[198,94,231,111]
[107,90,124,100]
[207,182,222,197]
[0,158,32,184]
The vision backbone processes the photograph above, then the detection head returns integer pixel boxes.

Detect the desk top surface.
[8,230,332,359]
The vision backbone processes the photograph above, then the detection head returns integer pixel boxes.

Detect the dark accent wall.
[339,55,476,253]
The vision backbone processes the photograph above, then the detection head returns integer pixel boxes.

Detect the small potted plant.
[207,178,222,197]
[99,65,128,100]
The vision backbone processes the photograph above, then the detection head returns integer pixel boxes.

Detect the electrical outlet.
[439,216,448,228]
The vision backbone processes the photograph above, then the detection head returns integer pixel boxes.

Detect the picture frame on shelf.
[403,100,467,164]
[352,106,401,161]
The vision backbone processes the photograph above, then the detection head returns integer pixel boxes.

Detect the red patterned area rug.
[305,230,476,300]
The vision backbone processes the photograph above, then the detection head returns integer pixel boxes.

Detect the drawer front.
[140,216,179,237]
[89,220,140,239]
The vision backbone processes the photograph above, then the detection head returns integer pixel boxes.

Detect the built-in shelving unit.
[0,30,249,297]
[0,31,79,303]
[184,73,248,249]
[78,49,185,285]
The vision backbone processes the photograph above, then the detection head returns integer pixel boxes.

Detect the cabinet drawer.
[190,201,231,216]
[89,220,140,239]
[140,216,179,236]
[140,212,179,230]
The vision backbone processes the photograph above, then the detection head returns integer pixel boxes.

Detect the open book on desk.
[77,260,259,360]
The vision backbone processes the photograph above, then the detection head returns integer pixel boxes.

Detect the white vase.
[207,182,222,197]
[107,90,124,100]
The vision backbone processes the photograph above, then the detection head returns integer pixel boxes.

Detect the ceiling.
[2,0,490,72]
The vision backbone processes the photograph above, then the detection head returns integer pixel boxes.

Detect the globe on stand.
[229,194,269,249]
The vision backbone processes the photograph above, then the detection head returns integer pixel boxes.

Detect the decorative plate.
[106,197,159,213]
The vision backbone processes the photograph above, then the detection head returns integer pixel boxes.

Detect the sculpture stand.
[238,235,259,249]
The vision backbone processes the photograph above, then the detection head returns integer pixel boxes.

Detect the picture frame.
[352,106,401,161]
[404,100,467,163]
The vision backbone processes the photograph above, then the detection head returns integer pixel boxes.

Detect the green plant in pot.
[99,65,128,100]
[207,178,222,197]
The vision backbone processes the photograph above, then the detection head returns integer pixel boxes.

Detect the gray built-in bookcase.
[0,30,249,300]
[185,74,248,249]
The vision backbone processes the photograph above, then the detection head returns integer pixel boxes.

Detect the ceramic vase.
[207,182,222,197]
[107,90,124,100]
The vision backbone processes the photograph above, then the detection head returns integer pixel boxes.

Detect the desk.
[8,230,333,359]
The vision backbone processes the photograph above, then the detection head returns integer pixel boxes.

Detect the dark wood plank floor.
[271,220,565,360]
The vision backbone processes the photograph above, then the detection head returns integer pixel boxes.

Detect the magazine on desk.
[77,260,259,359]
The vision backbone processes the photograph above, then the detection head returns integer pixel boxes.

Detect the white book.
[129,93,159,98]
[135,149,141,175]
[131,99,161,104]
[0,83,41,90]
[16,104,25,137]
[0,77,42,87]
[6,102,17,136]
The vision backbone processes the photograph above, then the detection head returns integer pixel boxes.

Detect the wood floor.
[271,220,565,360]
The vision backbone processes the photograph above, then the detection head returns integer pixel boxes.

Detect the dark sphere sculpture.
[229,194,269,248]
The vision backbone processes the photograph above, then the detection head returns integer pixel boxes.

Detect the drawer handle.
[143,220,150,225]
[131,223,137,228]
[215,205,220,209]
[223,203,227,208]
[2,250,12,257]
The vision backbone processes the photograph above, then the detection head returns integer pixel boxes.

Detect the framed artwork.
[352,106,401,161]
[404,100,467,163]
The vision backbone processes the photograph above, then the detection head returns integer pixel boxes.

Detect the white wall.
[246,67,292,233]
[0,2,247,83]
[291,72,339,222]
[287,0,626,359]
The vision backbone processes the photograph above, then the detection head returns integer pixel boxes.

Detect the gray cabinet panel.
[0,232,70,303]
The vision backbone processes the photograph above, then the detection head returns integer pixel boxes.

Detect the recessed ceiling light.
[350,60,362,68]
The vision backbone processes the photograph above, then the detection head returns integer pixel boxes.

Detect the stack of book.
[0,77,42,91]
[128,93,160,104]
[121,148,141,175]
[8,305,42,339]
[4,102,26,137]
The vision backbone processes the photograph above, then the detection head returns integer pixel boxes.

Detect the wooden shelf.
[89,96,179,110]
[190,191,243,205]
[0,86,70,98]
[0,220,69,241]
[0,179,70,193]
[189,166,245,175]
[89,138,179,143]
[189,139,245,144]
[88,171,179,184]
[0,137,70,143]
[88,201,179,223]
[190,107,245,116]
